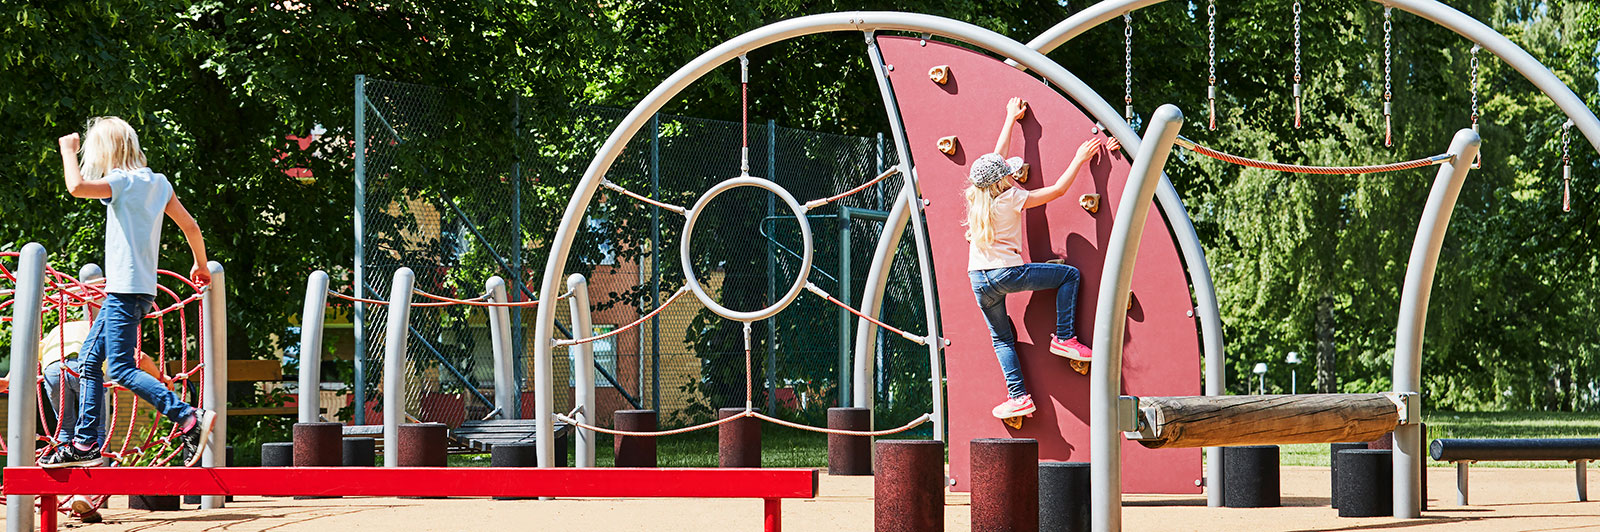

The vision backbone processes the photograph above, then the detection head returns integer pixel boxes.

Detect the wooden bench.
[4,466,818,532]
[1430,437,1600,505]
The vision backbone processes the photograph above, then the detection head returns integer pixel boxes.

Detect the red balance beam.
[5,467,817,532]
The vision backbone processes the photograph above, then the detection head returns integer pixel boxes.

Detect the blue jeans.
[71,293,195,447]
[40,359,81,442]
[969,263,1082,398]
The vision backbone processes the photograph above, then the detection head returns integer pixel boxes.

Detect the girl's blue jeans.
[71,292,195,448]
[968,263,1081,398]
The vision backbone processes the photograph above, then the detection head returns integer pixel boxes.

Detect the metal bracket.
[1116,395,1145,434]
[1384,391,1420,425]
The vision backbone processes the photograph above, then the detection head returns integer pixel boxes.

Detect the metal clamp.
[1384,391,1420,425]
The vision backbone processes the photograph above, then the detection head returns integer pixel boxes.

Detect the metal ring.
[680,175,813,322]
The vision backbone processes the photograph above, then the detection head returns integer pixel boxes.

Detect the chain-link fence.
[354,76,933,434]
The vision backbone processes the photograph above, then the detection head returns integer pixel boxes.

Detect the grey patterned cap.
[969,153,1026,188]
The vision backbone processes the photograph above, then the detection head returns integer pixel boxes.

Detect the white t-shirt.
[967,187,1028,271]
[101,167,173,295]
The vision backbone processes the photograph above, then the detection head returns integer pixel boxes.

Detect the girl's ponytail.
[963,184,1000,246]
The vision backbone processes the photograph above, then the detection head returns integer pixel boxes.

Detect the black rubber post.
[492,443,538,500]
[262,441,294,467]
[613,409,657,467]
[185,446,234,505]
[1039,462,1090,532]
[971,438,1039,532]
[343,437,377,467]
[129,494,181,511]
[554,431,570,467]
[1329,442,1367,508]
[718,408,760,468]
[1336,449,1392,517]
[1222,445,1280,508]
[398,422,448,467]
[1420,423,1428,512]
[827,407,872,475]
[874,440,944,532]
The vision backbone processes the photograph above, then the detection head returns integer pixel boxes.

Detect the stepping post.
[971,438,1038,532]
[875,440,944,532]
[614,410,658,467]
[827,407,872,475]
[719,408,761,468]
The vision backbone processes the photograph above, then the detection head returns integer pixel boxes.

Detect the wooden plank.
[3,467,820,499]
[1134,393,1400,449]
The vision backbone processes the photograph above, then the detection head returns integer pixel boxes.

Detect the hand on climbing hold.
[1106,136,1121,154]
[1072,138,1105,166]
[1006,97,1028,122]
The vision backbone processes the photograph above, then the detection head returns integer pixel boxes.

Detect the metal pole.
[1090,104,1185,532]
[299,271,330,423]
[766,119,779,415]
[650,113,662,412]
[566,274,597,467]
[839,208,852,407]
[1394,128,1480,518]
[487,277,517,419]
[7,243,45,532]
[382,267,415,467]
[353,74,369,426]
[852,185,912,420]
[512,96,526,416]
[200,261,228,509]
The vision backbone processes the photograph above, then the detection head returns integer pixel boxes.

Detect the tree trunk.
[1132,394,1401,449]
[1315,295,1336,393]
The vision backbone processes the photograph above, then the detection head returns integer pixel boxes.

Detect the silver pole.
[566,274,597,467]
[852,185,912,419]
[1394,128,1480,518]
[353,74,369,426]
[200,262,228,509]
[487,277,517,419]
[299,271,330,423]
[382,267,415,467]
[1090,104,1185,532]
[1021,0,1600,156]
[7,243,45,532]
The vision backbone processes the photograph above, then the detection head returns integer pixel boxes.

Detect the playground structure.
[4,2,1599,532]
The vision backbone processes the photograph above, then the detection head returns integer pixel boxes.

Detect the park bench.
[4,466,817,532]
[1430,437,1600,505]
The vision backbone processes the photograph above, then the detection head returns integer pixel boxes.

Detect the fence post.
[511,96,526,416]
[352,74,369,426]
[649,113,662,411]
[766,118,779,414]
[838,208,852,408]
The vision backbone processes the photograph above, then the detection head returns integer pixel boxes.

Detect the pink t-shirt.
[967,187,1028,271]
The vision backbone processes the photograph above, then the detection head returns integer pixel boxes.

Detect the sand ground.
[12,466,1600,531]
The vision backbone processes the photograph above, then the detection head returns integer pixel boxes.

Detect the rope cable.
[554,286,691,347]
[804,167,900,210]
[1175,136,1452,174]
[602,179,687,214]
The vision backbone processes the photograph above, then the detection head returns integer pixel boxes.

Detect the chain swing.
[1383,7,1394,146]
[1562,120,1573,213]
[740,54,751,176]
[1468,44,1483,168]
[1124,13,1134,123]
[1207,0,1218,130]
[1292,0,1303,128]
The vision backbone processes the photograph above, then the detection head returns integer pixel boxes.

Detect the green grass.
[448,410,1600,470]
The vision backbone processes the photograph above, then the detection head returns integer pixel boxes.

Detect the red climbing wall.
[878,36,1202,493]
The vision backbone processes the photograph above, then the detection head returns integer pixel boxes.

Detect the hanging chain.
[1383,7,1393,147]
[1562,120,1573,212]
[1208,0,1218,130]
[1124,13,1134,123]
[1293,0,1303,128]
[1469,44,1482,168]
[740,54,750,176]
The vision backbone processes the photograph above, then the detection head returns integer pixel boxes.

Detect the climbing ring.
[681,175,812,322]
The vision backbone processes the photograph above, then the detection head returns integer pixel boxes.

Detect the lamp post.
[1286,351,1301,394]
[1253,362,1268,395]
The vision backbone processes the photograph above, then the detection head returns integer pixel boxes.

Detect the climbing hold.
[929,65,950,85]
[1014,162,1030,184]
[1079,194,1101,214]
[937,136,958,155]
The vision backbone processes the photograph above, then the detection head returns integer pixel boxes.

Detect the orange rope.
[1175,136,1453,174]
[804,282,939,346]
[555,287,690,347]
[805,167,900,210]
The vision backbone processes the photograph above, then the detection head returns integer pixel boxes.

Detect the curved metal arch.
[1022,0,1600,156]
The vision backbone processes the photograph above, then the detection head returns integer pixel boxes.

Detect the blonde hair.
[963,182,1006,247]
[79,117,147,181]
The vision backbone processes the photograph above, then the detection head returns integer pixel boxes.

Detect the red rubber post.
[827,407,872,475]
[293,422,343,467]
[613,410,658,467]
[875,439,945,532]
[719,408,761,468]
[971,438,1038,532]
[764,498,782,532]
[399,423,449,467]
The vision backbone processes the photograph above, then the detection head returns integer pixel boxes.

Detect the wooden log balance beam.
[1128,394,1403,449]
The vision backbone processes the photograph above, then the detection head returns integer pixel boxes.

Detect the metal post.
[1577,460,1588,502]
[511,96,526,416]
[7,243,45,532]
[1090,104,1185,532]
[487,277,517,419]
[1455,462,1469,505]
[865,31,946,441]
[852,185,913,419]
[838,208,852,407]
[353,74,369,426]
[766,119,779,415]
[1395,128,1480,518]
[299,271,330,423]
[650,113,662,411]
[382,267,415,467]
[566,274,597,467]
[200,261,228,509]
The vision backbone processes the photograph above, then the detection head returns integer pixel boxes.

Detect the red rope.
[1175,136,1452,174]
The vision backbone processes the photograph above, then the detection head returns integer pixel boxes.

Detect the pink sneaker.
[991,394,1037,418]
[1050,335,1092,361]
